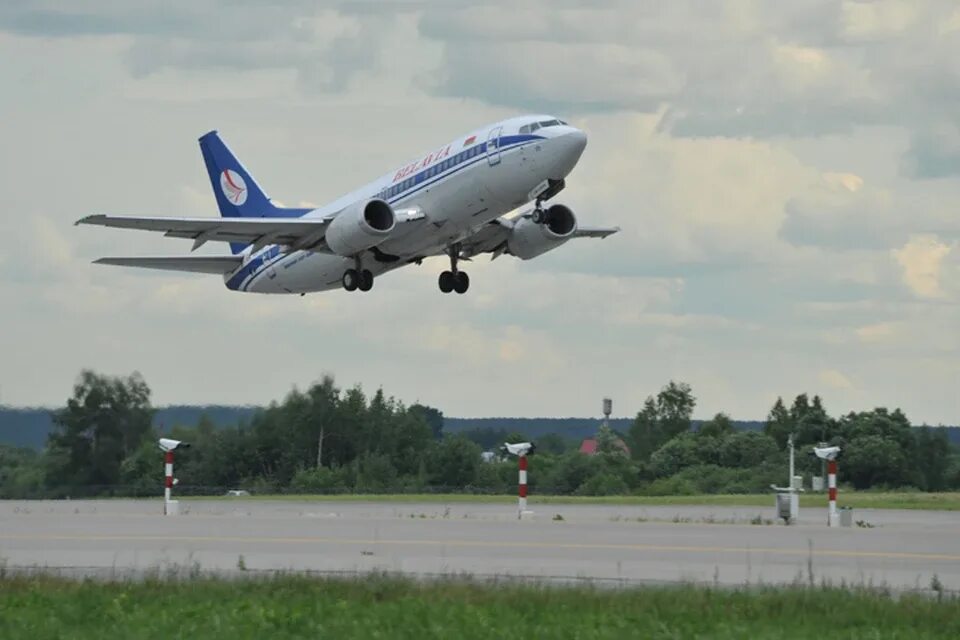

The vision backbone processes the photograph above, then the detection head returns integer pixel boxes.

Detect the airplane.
[77,115,619,295]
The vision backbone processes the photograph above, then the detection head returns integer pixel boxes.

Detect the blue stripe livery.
[224,133,544,292]
[198,131,311,254]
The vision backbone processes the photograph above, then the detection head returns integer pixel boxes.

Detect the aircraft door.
[486,126,502,166]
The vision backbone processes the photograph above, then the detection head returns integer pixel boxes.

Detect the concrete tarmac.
[1,499,958,590]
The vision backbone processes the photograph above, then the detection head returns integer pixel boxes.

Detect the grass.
[0,574,957,639]
[183,491,960,511]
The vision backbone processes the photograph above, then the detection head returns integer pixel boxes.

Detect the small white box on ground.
[519,510,535,520]
[165,500,180,516]
[812,476,824,491]
[775,493,798,524]
[839,507,853,527]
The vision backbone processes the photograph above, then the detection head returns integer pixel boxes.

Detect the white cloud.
[0,1,958,425]
[819,369,854,390]
[892,235,952,298]
[841,1,919,41]
[855,322,898,343]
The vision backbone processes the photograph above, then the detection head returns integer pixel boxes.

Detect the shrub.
[576,472,629,496]
[290,466,349,494]
[641,475,698,496]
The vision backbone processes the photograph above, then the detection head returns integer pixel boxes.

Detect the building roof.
[579,437,630,455]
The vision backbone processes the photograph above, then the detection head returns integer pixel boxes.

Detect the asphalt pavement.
[1,499,957,590]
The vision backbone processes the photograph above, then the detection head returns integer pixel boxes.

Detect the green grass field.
[185,491,960,510]
[0,575,957,639]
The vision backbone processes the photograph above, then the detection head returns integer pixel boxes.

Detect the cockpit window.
[521,118,567,134]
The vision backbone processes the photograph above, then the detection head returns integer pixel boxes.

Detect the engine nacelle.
[507,204,578,260]
[325,199,395,256]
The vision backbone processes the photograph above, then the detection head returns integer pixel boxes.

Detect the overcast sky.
[1,1,958,424]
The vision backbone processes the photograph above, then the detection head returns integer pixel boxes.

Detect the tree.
[649,434,702,477]
[628,397,660,461]
[699,413,735,439]
[913,427,951,491]
[763,397,792,449]
[657,381,696,440]
[843,435,911,489]
[717,431,779,468]
[596,424,625,456]
[410,404,444,440]
[47,370,154,488]
[544,451,600,494]
[428,436,482,489]
[629,381,697,461]
[536,433,570,455]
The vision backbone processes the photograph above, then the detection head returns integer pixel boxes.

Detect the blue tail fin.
[198,131,308,254]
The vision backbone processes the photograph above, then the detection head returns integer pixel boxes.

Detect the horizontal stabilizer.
[94,256,243,275]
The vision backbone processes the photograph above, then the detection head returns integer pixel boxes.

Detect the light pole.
[813,446,841,526]
[158,438,189,516]
[502,442,536,519]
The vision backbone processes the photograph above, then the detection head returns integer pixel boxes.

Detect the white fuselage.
[224,116,587,294]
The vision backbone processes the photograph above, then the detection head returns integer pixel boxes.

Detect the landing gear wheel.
[453,271,470,294]
[358,269,374,292]
[532,208,544,224]
[438,270,455,293]
[342,269,359,292]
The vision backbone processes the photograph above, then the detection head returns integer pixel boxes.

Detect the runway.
[2,499,958,590]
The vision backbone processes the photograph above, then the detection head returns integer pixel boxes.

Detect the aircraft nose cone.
[551,129,587,177]
[568,129,587,153]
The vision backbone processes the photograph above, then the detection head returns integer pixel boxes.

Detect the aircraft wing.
[573,226,620,239]
[76,214,333,252]
[94,256,243,274]
[459,217,620,260]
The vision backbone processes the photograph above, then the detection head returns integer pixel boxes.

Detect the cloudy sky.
[1,1,957,424]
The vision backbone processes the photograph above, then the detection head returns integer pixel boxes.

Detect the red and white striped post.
[164,450,174,511]
[827,459,838,527]
[518,454,528,517]
[159,438,187,516]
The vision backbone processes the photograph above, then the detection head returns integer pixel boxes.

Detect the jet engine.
[325,199,396,256]
[507,204,577,260]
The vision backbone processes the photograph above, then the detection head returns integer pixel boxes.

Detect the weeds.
[931,574,945,602]
[0,574,957,639]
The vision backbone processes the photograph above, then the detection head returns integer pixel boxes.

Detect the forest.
[0,370,957,498]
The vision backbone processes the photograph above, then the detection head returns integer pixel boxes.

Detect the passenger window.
[519,124,530,134]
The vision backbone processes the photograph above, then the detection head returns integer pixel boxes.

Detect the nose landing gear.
[439,243,469,294]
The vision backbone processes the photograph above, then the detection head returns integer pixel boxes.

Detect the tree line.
[0,371,957,499]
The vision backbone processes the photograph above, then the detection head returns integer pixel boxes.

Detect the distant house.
[579,437,630,456]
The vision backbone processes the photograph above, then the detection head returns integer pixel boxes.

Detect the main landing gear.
[342,256,373,292]
[439,243,469,294]
[531,197,550,224]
